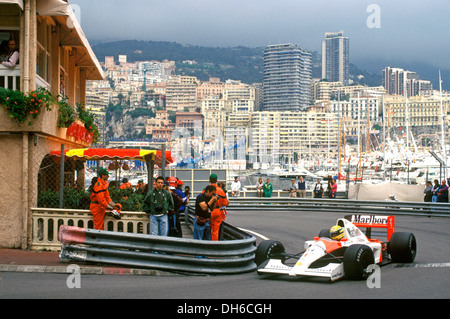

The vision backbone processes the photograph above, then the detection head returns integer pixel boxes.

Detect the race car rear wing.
[344,214,395,241]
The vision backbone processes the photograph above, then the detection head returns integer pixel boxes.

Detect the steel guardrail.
[58,216,257,274]
[225,197,450,217]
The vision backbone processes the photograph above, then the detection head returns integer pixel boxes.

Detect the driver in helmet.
[330,225,345,241]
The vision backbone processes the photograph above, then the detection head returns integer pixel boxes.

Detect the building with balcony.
[262,43,312,112]
[385,95,449,129]
[0,0,103,249]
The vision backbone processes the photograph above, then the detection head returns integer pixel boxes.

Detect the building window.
[36,18,51,86]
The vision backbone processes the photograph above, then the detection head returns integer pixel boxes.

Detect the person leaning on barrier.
[143,176,174,236]
[194,185,217,240]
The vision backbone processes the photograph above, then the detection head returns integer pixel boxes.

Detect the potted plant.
[76,102,100,143]
[56,95,76,128]
[0,87,53,126]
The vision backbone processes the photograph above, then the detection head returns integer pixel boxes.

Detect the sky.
[72,0,450,72]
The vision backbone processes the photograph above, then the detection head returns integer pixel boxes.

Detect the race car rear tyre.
[343,244,375,280]
[254,240,285,266]
[389,232,417,263]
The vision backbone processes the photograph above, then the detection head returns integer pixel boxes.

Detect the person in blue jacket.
[172,179,188,237]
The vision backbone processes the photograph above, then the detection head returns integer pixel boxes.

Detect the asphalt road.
[1,210,449,301]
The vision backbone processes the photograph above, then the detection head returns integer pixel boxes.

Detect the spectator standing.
[263,178,273,198]
[207,174,229,241]
[119,178,132,190]
[331,179,338,198]
[194,185,217,240]
[313,179,324,198]
[256,177,264,197]
[289,179,298,197]
[167,185,183,237]
[423,181,433,202]
[172,180,188,237]
[431,180,440,202]
[438,180,449,203]
[143,176,174,236]
[231,176,241,197]
[325,180,333,198]
[297,177,306,198]
[89,168,118,230]
[184,185,191,199]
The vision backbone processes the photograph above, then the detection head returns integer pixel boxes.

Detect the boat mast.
[338,90,341,173]
[382,94,386,180]
[439,70,447,178]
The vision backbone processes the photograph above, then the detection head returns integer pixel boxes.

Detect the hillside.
[92,40,265,84]
[91,40,448,89]
[91,40,384,86]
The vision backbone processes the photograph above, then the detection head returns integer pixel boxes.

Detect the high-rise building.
[263,43,312,112]
[382,67,433,97]
[321,31,350,85]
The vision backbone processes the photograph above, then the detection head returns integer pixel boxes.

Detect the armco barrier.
[58,222,257,275]
[226,197,450,217]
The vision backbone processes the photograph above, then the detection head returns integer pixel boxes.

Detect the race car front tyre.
[343,244,375,280]
[389,232,417,263]
[254,240,285,266]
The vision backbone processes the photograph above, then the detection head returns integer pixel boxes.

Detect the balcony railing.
[0,65,20,90]
[31,207,150,251]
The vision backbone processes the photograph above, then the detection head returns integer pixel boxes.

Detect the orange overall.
[210,183,229,241]
[90,178,111,230]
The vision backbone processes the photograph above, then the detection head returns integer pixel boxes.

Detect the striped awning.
[50,148,173,168]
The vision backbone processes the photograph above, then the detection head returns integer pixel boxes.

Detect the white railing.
[0,65,20,90]
[31,208,150,251]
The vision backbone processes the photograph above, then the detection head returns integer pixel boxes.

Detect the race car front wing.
[257,259,345,282]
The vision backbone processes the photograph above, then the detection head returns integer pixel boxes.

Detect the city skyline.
[73,0,449,74]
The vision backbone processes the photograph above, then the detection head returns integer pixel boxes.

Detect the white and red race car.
[256,214,416,281]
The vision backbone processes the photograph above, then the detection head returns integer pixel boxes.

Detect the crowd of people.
[89,169,229,241]
[88,168,447,240]
[424,179,449,203]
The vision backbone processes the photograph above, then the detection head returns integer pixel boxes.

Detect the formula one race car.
[256,214,416,281]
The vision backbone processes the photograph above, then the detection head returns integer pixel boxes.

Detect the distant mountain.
[91,40,449,90]
[91,40,265,84]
